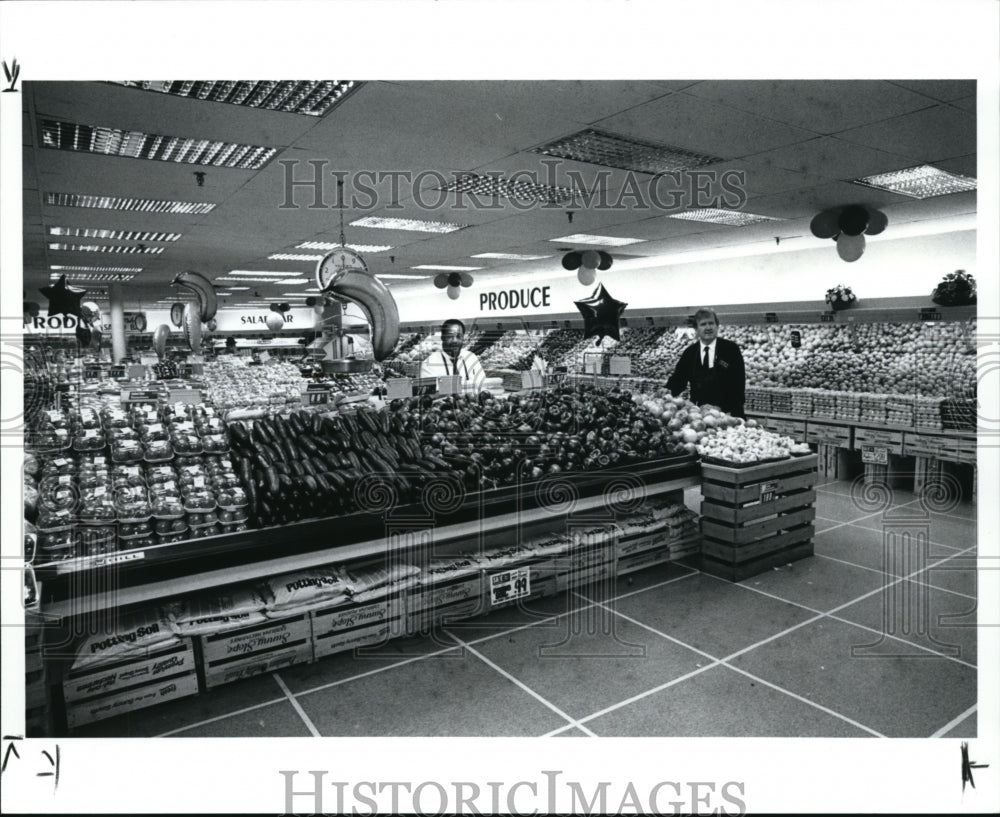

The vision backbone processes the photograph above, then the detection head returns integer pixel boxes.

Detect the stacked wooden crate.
[699,455,818,581]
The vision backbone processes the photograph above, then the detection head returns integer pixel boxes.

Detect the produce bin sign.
[759,480,779,503]
[790,330,802,348]
[861,445,888,465]
[489,567,530,605]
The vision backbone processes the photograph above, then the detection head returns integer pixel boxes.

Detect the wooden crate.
[760,417,807,440]
[66,672,199,728]
[853,426,904,455]
[805,421,853,448]
[405,574,486,633]
[699,455,817,581]
[63,640,196,703]
[904,431,976,465]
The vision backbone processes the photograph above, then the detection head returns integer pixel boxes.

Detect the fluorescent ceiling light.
[225,286,250,291]
[49,227,181,241]
[48,242,165,254]
[668,208,783,226]
[351,216,466,233]
[472,252,552,261]
[534,128,724,174]
[412,265,482,272]
[111,80,360,117]
[278,279,310,286]
[268,253,323,261]
[438,172,578,205]
[852,164,977,199]
[46,192,215,214]
[227,270,301,278]
[50,264,142,273]
[296,242,393,252]
[549,233,646,247]
[48,272,135,282]
[40,119,276,170]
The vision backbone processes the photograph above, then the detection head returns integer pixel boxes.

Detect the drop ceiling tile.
[889,79,977,102]
[934,154,977,178]
[746,180,911,219]
[746,137,919,183]
[950,96,976,113]
[593,92,818,160]
[685,80,938,134]
[836,105,976,162]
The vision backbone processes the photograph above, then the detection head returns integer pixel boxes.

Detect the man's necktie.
[703,345,710,369]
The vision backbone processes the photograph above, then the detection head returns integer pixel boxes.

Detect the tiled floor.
[70,477,982,739]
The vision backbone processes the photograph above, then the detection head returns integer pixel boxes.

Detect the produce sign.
[861,445,888,465]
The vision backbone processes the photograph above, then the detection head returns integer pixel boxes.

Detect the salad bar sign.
[489,567,530,606]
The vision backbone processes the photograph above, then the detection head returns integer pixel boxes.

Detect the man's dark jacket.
[666,337,746,418]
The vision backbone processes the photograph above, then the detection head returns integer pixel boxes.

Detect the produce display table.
[699,454,818,581]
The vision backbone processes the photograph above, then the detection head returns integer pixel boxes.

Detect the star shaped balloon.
[39,275,86,319]
[574,283,628,344]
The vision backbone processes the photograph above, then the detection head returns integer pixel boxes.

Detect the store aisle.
[71,478,979,739]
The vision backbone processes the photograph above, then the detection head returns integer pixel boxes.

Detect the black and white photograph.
[1,1,998,814]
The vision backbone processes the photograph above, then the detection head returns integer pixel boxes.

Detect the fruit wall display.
[226,384,700,529]
[202,358,310,415]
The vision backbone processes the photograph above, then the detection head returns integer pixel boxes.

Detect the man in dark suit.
[666,308,746,418]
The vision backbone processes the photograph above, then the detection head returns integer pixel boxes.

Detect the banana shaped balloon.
[170,302,185,328]
[172,271,217,322]
[153,324,171,359]
[182,302,202,351]
[326,270,400,361]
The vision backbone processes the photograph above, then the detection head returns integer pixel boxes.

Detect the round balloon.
[865,209,888,236]
[80,301,101,325]
[446,285,461,300]
[810,209,841,239]
[265,313,284,332]
[170,302,185,328]
[561,252,582,271]
[580,250,601,270]
[577,267,597,286]
[836,232,866,262]
[433,273,449,289]
[458,272,474,288]
[24,301,41,318]
[838,205,869,237]
[207,318,218,332]
[597,251,613,271]
[153,324,171,359]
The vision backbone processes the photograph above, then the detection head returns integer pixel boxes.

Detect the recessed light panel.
[534,128,724,175]
[40,119,277,170]
[48,272,135,282]
[268,253,324,261]
[49,227,181,241]
[50,264,143,273]
[46,193,215,214]
[472,252,552,261]
[111,80,360,117]
[295,242,393,252]
[48,243,165,254]
[412,265,482,272]
[668,209,783,226]
[549,233,646,247]
[437,172,578,205]
[351,216,466,233]
[852,165,977,199]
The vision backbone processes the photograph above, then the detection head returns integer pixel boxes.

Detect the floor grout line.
[577,596,884,737]
[929,704,977,738]
[812,552,979,600]
[273,672,322,737]
[812,497,924,536]
[156,694,290,737]
[442,628,596,737]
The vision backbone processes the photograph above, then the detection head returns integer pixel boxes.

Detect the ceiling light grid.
[111,80,359,117]
[472,252,552,261]
[351,216,466,233]
[668,208,783,226]
[437,172,579,205]
[295,242,393,252]
[852,165,977,199]
[40,119,276,169]
[48,243,165,254]
[549,233,646,247]
[268,253,324,261]
[533,128,724,174]
[46,193,215,214]
[50,264,143,273]
[48,272,135,282]
[48,227,181,241]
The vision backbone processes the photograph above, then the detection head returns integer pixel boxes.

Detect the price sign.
[84,364,103,379]
[301,388,331,405]
[861,445,888,465]
[759,479,779,503]
[820,311,836,323]
[919,308,943,322]
[764,312,779,323]
[790,330,801,349]
[109,365,126,379]
[125,364,148,380]
[489,567,531,606]
[167,388,202,404]
[609,355,632,375]
[121,389,161,405]
[436,375,461,395]
[385,378,413,400]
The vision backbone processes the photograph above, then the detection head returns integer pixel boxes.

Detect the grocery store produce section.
[20,308,978,734]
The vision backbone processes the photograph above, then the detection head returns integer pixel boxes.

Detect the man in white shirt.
[666,308,746,417]
[419,319,487,394]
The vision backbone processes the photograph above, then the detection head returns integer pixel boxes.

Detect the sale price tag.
[861,445,888,465]
[759,479,779,503]
[489,567,531,606]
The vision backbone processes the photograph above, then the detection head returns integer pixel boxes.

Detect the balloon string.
[338,180,346,247]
